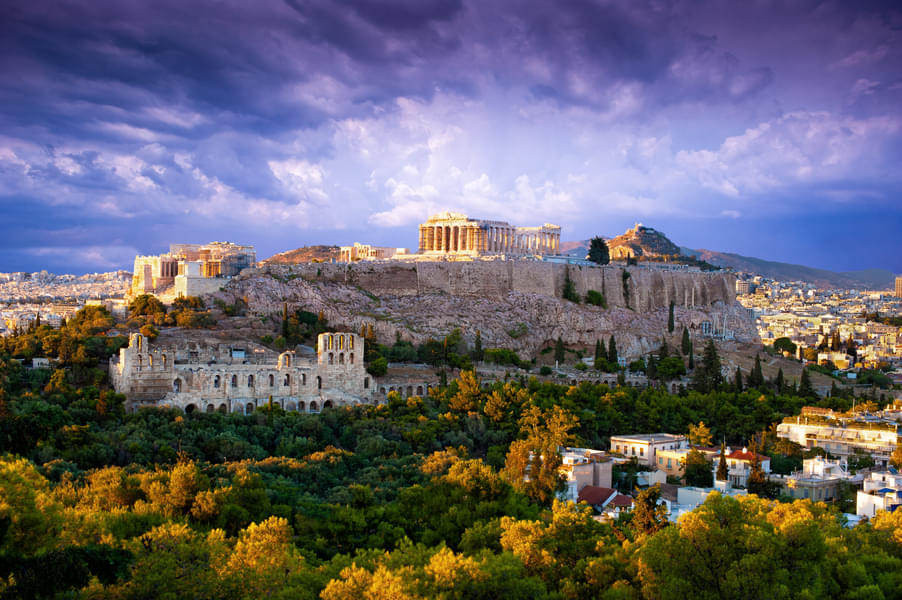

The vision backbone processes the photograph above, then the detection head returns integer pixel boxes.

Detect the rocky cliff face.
[215,261,757,359]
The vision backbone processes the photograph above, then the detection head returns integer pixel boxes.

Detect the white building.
[776,410,898,467]
[857,471,902,518]
[558,447,613,503]
[610,433,688,467]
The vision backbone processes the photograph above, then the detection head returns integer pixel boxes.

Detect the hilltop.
[558,224,894,289]
[260,245,340,264]
[607,224,681,259]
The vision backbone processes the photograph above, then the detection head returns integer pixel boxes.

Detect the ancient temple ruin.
[417,212,561,256]
[110,331,375,413]
[130,241,256,300]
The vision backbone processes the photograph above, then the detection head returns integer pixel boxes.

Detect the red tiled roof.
[727,450,768,462]
[578,486,617,505]
[609,494,634,507]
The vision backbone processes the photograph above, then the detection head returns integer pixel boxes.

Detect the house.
[857,470,902,518]
[577,485,634,517]
[609,433,688,467]
[558,447,613,503]
[655,445,721,479]
[773,457,850,502]
[722,448,771,488]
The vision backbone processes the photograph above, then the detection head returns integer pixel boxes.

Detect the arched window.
[328,335,333,350]
[364,377,370,389]
[301,373,307,385]
[137,355,143,371]
[173,379,181,393]
[284,374,290,386]
[162,354,167,369]
[349,336,354,350]
[137,336,142,351]
[339,335,344,350]
[417,385,423,395]
[316,376,322,390]
[339,353,344,364]
[231,375,238,388]
[349,353,354,364]
[269,374,274,387]
[148,355,154,368]
[247,374,254,387]
[328,353,334,365]
[213,375,220,388]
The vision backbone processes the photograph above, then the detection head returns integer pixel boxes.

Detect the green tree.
[471,330,484,362]
[668,301,675,333]
[733,366,743,392]
[594,339,603,364]
[799,368,818,399]
[607,336,618,366]
[681,325,691,355]
[631,484,669,537]
[562,269,579,303]
[587,236,610,265]
[129,294,166,318]
[716,443,728,482]
[748,354,765,388]
[683,450,713,487]
[554,337,565,364]
[773,337,797,355]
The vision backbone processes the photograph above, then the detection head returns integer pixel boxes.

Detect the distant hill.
[607,224,681,259]
[261,245,340,264]
[680,247,895,289]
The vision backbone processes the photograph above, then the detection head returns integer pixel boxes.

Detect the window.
[247,375,254,387]
[329,353,334,365]
[214,375,220,388]
[364,377,369,389]
[301,373,306,385]
[639,448,644,457]
[284,374,290,386]
[658,457,663,465]
[269,374,274,387]
[231,375,238,388]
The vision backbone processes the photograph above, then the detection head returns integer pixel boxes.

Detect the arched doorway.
[245,402,254,414]
[184,404,196,414]
[173,378,181,393]
[309,401,319,412]
[218,403,227,413]
[206,403,214,413]
[323,400,333,409]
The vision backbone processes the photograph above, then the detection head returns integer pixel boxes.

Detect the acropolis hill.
[213,260,757,359]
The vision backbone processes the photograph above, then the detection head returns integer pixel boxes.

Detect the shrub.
[585,290,607,307]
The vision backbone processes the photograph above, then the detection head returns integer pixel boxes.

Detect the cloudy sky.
[2,0,901,274]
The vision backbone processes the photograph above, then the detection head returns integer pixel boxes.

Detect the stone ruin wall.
[216,261,753,362]
[254,260,735,311]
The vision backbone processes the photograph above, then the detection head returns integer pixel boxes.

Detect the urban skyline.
[2,1,901,274]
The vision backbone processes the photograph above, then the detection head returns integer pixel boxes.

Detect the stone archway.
[206,403,214,413]
[310,401,319,412]
[416,385,423,396]
[184,404,196,414]
[245,402,254,414]
[218,403,227,413]
[323,400,333,409]
[298,401,306,412]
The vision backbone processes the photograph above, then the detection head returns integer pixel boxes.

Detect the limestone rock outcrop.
[214,261,758,359]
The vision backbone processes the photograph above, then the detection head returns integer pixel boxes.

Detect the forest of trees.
[1,307,901,598]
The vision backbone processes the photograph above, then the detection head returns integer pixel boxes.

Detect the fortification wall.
[254,260,734,311]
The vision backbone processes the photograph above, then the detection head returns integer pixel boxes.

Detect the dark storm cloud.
[1,0,901,273]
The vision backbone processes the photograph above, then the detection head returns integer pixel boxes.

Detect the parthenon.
[417,212,561,256]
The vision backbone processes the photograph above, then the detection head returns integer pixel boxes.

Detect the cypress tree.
[472,330,484,362]
[799,368,818,399]
[749,354,764,388]
[668,301,675,333]
[608,336,618,366]
[554,337,565,364]
[775,368,784,394]
[594,339,603,363]
[734,366,743,392]
[647,355,658,380]
[716,443,729,482]
[659,338,669,360]
[703,339,723,389]
[587,236,610,265]
[688,345,694,370]
[681,326,691,355]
